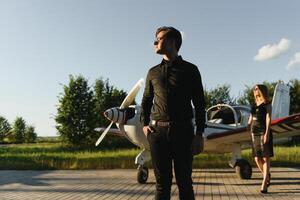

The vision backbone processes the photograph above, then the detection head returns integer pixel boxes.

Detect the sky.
[0,0,300,136]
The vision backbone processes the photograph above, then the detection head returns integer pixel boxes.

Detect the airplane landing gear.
[137,165,148,184]
[235,159,252,179]
[135,149,151,184]
[229,144,252,179]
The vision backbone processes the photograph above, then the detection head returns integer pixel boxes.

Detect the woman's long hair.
[254,84,270,103]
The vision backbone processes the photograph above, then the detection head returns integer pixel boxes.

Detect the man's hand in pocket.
[143,126,154,136]
[191,134,204,155]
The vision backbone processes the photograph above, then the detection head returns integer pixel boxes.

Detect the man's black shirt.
[141,56,206,135]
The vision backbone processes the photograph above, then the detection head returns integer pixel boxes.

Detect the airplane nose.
[103,111,108,117]
[103,109,112,120]
[102,107,126,124]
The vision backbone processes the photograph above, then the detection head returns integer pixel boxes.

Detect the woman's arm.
[264,104,272,143]
[247,113,253,131]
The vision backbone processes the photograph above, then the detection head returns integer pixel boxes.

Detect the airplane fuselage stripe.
[123,110,126,122]
[206,125,233,131]
[206,127,247,139]
[117,108,119,122]
[280,123,297,131]
[111,109,114,121]
[271,125,286,133]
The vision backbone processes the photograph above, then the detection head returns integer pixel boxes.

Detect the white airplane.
[95,79,300,184]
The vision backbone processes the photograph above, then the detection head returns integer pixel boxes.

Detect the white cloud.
[287,52,300,70]
[254,38,291,61]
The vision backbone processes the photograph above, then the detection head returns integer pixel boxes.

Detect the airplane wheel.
[137,166,148,184]
[235,159,252,179]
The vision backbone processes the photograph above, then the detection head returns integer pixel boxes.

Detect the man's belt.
[150,119,192,127]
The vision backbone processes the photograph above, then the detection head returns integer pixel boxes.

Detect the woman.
[248,84,273,193]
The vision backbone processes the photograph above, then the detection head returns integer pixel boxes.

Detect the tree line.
[0,116,37,144]
[55,75,300,147]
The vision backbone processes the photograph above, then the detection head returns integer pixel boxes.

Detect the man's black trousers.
[147,122,195,200]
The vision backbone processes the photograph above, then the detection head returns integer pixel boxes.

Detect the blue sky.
[0,0,299,136]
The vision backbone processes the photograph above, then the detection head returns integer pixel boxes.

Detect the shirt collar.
[161,55,183,66]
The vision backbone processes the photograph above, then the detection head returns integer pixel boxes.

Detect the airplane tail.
[271,82,290,119]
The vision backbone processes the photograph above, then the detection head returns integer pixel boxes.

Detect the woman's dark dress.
[251,102,274,157]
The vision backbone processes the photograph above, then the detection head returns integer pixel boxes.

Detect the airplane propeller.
[95,78,144,146]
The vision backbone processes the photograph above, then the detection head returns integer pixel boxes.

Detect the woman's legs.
[261,156,270,191]
[252,133,271,192]
[254,157,264,173]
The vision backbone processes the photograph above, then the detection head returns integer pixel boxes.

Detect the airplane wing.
[204,113,300,153]
[271,113,300,137]
[94,128,126,137]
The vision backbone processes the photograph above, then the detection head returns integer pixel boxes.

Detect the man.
[141,26,206,200]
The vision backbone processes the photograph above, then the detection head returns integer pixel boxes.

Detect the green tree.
[204,84,234,109]
[55,75,97,146]
[289,79,300,114]
[289,79,300,145]
[0,116,11,143]
[13,117,26,143]
[25,125,37,143]
[236,85,254,106]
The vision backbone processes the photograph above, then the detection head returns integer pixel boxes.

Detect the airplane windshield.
[207,105,250,127]
[208,107,237,125]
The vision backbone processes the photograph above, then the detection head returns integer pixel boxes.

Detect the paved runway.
[0,167,299,199]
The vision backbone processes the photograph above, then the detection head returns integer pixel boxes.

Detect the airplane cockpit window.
[207,105,250,127]
[235,107,251,126]
[209,107,236,124]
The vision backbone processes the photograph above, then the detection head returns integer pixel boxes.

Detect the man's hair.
[155,26,182,51]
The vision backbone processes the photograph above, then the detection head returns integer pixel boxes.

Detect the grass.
[0,143,138,169]
[0,143,299,170]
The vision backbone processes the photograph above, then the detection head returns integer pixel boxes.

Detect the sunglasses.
[153,34,168,45]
